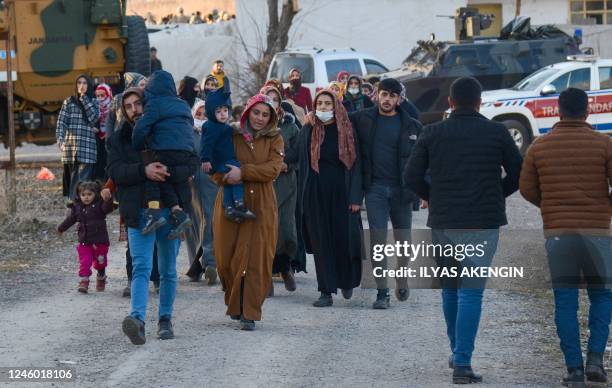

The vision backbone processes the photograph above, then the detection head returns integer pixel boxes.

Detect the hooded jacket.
[105,72,145,136]
[200,89,234,172]
[107,87,196,227]
[132,70,195,152]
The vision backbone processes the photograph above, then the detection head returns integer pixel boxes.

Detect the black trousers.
[144,150,199,210]
[126,243,159,282]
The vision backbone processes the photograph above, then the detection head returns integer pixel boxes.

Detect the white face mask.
[348,87,360,95]
[194,119,205,129]
[271,101,279,109]
[315,110,334,122]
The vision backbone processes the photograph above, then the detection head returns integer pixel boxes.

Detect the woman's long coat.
[212,126,284,321]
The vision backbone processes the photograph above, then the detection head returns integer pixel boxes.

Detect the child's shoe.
[167,209,192,240]
[96,275,107,292]
[232,201,256,220]
[142,208,166,235]
[78,277,89,294]
[223,207,244,223]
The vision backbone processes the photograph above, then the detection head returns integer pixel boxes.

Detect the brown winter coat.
[212,121,284,321]
[519,120,612,235]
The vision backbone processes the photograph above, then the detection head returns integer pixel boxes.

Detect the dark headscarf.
[72,74,95,103]
[306,90,356,173]
[177,76,199,108]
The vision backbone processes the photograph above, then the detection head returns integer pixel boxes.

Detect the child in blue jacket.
[200,89,255,222]
[132,70,199,238]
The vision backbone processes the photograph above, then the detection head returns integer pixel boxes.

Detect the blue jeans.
[433,229,500,367]
[127,208,180,322]
[365,183,413,289]
[545,235,612,368]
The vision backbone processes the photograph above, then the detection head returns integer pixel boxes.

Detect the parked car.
[267,47,389,99]
[479,55,612,154]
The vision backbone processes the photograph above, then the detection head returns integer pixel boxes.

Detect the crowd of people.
[145,7,235,26]
[54,57,611,386]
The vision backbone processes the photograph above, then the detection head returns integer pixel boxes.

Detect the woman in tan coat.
[211,94,284,331]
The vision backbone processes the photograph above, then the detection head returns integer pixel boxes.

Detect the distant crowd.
[145,7,235,26]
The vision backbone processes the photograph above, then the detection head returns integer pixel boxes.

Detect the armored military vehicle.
[0,0,150,145]
[383,9,582,124]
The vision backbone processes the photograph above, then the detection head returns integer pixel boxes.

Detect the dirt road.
[0,182,580,387]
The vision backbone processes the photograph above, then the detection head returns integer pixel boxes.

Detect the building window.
[570,0,612,24]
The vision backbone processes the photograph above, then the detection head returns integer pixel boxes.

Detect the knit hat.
[378,78,402,95]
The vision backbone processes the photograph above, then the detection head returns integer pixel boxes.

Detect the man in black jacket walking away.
[406,77,522,384]
[351,78,422,309]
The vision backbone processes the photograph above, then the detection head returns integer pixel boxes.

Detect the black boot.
[373,288,390,309]
[240,317,255,331]
[586,352,607,383]
[142,208,166,235]
[341,288,353,300]
[453,366,483,384]
[562,367,586,387]
[157,316,174,340]
[395,287,410,302]
[223,207,244,223]
[232,201,256,220]
[122,316,146,345]
[313,292,333,307]
[167,209,193,240]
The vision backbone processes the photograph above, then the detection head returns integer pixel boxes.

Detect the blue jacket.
[200,89,234,172]
[132,70,195,152]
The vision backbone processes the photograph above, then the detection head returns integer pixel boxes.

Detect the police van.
[479,55,612,154]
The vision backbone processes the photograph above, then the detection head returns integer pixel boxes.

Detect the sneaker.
[232,201,256,220]
[313,292,333,307]
[122,316,146,345]
[157,317,174,340]
[142,208,166,235]
[281,270,296,292]
[230,314,241,321]
[96,275,107,292]
[341,288,353,300]
[240,318,255,331]
[562,367,586,387]
[586,352,607,383]
[395,288,409,302]
[204,266,217,286]
[78,278,89,294]
[167,209,192,240]
[122,280,131,298]
[453,366,483,384]
[373,289,390,309]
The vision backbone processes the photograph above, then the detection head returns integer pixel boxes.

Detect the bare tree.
[236,0,299,99]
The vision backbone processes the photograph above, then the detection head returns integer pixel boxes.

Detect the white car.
[479,55,612,154]
[267,47,389,102]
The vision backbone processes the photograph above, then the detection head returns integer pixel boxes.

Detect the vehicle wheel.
[125,16,151,76]
[501,119,531,155]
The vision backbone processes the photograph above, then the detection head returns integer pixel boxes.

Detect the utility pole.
[516,0,522,17]
[4,0,15,214]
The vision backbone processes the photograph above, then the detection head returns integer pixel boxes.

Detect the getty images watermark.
[370,240,524,280]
